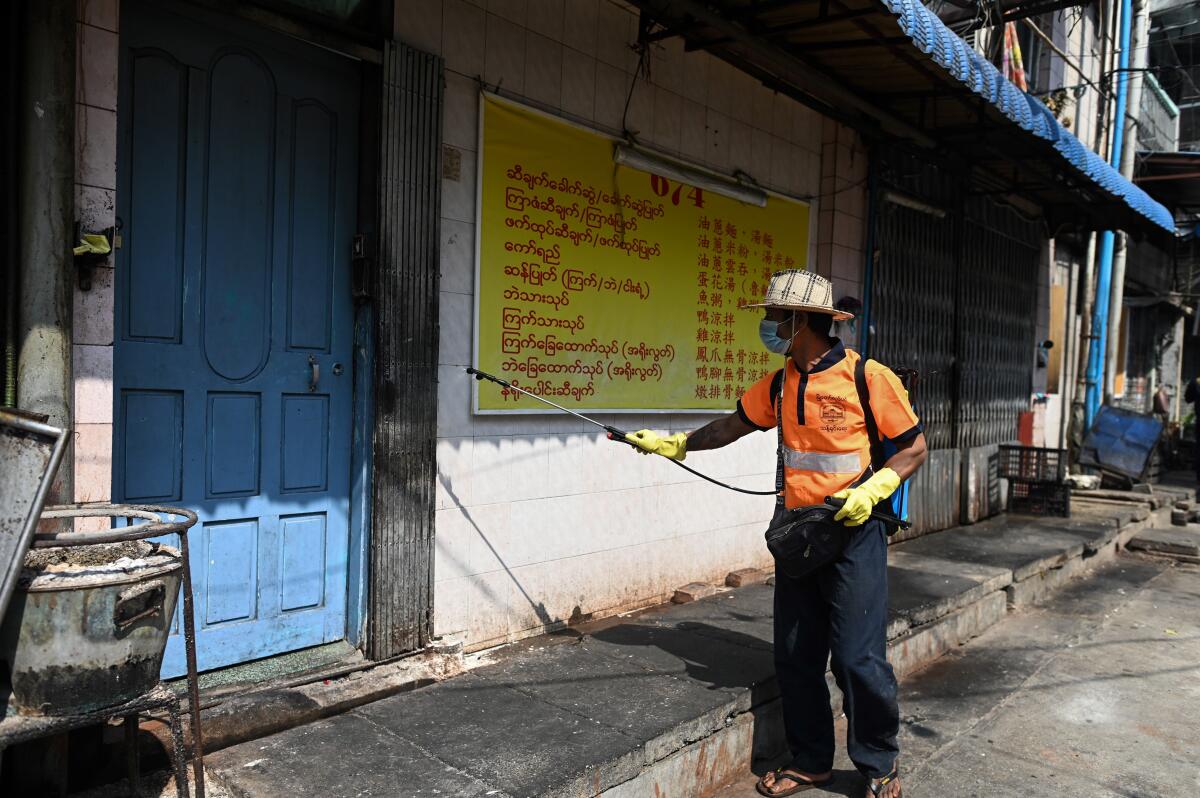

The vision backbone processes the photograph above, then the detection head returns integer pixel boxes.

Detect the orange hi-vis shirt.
[736,340,922,510]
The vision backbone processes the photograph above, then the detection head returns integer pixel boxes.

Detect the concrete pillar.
[17,0,76,501]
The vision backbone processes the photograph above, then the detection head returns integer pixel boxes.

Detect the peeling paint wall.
[394,0,866,651]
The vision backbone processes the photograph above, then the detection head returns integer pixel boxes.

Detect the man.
[1184,378,1200,500]
[626,270,927,798]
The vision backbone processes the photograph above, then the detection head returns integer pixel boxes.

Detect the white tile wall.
[79,0,119,32]
[72,5,120,503]
[524,32,563,107]
[680,50,708,104]
[76,104,117,190]
[652,87,682,152]
[77,22,118,111]
[489,0,526,26]
[393,0,858,651]
[441,144,477,223]
[440,218,476,295]
[650,37,683,96]
[74,344,113,425]
[484,12,526,92]
[444,71,481,151]
[74,423,113,504]
[593,61,627,131]
[443,0,486,76]
[560,47,596,120]
[438,291,474,366]
[74,266,114,346]
[526,0,564,41]
[561,0,598,56]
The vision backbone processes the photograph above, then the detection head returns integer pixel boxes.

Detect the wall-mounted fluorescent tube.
[881,189,947,219]
[613,144,769,207]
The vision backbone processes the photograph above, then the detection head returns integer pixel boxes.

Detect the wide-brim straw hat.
[742,269,854,321]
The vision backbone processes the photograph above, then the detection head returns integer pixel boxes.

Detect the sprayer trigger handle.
[605,426,631,445]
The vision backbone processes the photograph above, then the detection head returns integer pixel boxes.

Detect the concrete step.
[1127,525,1200,562]
[205,505,1152,798]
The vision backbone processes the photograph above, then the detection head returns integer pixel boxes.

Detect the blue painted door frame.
[114,0,365,675]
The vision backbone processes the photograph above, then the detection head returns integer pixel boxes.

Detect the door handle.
[308,355,320,392]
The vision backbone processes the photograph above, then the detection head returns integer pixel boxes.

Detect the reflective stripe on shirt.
[781,446,862,474]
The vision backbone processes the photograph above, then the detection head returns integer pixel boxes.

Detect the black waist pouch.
[764,504,847,579]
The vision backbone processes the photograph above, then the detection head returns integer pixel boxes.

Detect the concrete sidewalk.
[205,498,1162,798]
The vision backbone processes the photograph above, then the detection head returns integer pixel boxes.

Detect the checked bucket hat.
[742,269,854,321]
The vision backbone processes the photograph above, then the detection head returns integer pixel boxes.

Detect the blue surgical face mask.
[759,315,795,355]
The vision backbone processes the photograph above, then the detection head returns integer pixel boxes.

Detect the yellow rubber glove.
[624,429,688,461]
[832,467,901,527]
[73,233,111,257]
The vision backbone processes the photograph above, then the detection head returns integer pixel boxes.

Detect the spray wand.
[466,367,777,496]
[465,367,911,528]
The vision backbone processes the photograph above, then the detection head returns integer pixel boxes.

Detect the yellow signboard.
[474,95,812,412]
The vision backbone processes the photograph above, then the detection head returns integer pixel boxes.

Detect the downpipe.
[1085,0,1133,426]
[1104,0,1150,400]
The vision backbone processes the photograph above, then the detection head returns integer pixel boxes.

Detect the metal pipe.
[1059,242,1080,453]
[1068,2,1113,445]
[4,1,19,407]
[1073,232,1098,444]
[1065,2,1109,454]
[1085,0,1132,427]
[861,152,880,357]
[17,0,75,503]
[1104,0,1150,400]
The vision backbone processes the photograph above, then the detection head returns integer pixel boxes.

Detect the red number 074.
[649,174,705,208]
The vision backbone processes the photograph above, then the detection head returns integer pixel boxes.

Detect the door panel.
[116,1,359,675]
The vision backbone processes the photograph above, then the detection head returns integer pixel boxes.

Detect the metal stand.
[0,686,188,797]
[0,504,205,798]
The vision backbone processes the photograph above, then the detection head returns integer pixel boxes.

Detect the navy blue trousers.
[773,518,899,779]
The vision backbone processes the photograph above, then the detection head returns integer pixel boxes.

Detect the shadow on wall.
[437,470,553,627]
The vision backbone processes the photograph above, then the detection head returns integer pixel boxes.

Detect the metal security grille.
[868,154,958,450]
[958,198,1040,448]
[868,150,1038,451]
[370,42,444,659]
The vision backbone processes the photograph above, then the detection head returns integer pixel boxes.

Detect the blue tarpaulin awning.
[632,0,1176,236]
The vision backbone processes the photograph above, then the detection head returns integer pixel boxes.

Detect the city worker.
[626,270,927,798]
[1185,377,1200,499]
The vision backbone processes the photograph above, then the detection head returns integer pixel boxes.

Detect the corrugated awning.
[632,0,1176,235]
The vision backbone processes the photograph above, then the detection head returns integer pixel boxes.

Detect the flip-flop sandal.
[867,767,900,797]
[755,768,834,796]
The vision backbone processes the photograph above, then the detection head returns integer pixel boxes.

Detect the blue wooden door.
[114,1,359,675]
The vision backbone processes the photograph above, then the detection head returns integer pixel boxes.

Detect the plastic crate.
[998,445,1066,484]
[1007,481,1070,517]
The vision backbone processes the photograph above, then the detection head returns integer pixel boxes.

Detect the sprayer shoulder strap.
[774,369,785,508]
[855,357,885,472]
[767,368,785,407]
